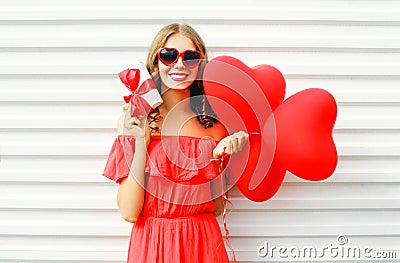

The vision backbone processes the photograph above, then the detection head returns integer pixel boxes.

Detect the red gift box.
[117,62,163,116]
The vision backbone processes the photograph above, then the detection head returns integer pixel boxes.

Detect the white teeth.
[170,74,187,81]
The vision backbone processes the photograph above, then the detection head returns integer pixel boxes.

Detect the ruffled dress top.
[103,135,230,263]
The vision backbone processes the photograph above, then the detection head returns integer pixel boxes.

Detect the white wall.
[0,0,399,262]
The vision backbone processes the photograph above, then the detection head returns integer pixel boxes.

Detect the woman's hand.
[118,103,150,145]
[213,131,249,158]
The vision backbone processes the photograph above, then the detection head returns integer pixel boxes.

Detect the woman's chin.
[165,79,193,90]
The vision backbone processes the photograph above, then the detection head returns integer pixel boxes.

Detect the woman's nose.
[174,56,185,69]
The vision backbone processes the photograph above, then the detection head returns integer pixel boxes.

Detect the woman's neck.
[159,87,192,113]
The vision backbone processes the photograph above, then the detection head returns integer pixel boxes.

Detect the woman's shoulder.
[207,121,229,142]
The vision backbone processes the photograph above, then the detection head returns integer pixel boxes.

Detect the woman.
[103,23,248,262]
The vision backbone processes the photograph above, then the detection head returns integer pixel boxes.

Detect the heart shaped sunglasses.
[157,47,202,68]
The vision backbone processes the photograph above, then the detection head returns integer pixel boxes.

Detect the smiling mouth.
[169,73,189,81]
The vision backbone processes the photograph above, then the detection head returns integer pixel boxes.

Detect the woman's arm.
[211,128,249,217]
[117,137,147,223]
[211,174,225,217]
[116,106,150,223]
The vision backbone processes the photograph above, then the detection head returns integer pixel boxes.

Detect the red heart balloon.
[204,57,338,202]
[263,88,338,181]
[230,133,287,202]
[251,64,286,111]
[203,56,285,133]
[204,56,286,201]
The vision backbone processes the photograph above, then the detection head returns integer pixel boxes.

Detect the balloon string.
[213,147,237,262]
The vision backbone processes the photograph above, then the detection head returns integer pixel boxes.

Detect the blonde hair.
[145,23,217,131]
[146,23,208,77]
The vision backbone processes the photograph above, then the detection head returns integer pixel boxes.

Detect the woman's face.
[158,33,200,92]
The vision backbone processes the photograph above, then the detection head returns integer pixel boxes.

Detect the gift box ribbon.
[118,68,158,117]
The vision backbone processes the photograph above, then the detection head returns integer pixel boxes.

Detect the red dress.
[103,135,230,263]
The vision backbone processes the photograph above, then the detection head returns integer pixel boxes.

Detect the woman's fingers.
[213,131,249,158]
[231,134,240,154]
[118,103,149,141]
[121,103,129,111]
[213,137,233,157]
[212,142,225,158]
[124,116,142,129]
[235,131,249,152]
[121,106,146,137]
[123,103,142,127]
[131,117,142,126]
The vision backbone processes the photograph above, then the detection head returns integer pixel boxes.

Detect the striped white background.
[0,0,399,262]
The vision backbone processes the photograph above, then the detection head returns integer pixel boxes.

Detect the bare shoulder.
[209,121,229,142]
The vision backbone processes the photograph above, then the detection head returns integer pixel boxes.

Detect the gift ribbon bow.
[118,68,157,117]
